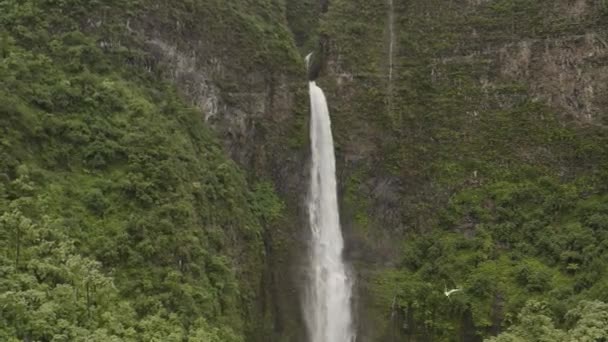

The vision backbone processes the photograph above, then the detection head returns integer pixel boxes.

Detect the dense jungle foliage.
[316,0,608,340]
[0,0,289,341]
[2,0,608,341]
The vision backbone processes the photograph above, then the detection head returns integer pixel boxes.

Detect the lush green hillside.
[3,0,608,341]
[313,0,608,340]
[487,300,608,341]
[0,0,292,341]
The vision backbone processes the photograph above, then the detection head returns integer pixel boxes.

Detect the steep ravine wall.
[146,0,608,340]
[313,0,608,341]
[84,0,608,340]
[0,0,314,340]
[127,2,314,341]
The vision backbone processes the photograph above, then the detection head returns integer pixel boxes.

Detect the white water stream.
[304,54,355,342]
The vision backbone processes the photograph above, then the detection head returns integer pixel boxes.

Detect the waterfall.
[304,55,355,342]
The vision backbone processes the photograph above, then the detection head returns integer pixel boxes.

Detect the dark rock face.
[310,0,608,341]
[320,0,330,13]
[125,3,313,341]
[116,0,608,340]
[495,34,608,122]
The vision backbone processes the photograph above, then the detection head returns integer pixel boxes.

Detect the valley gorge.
[2,0,608,341]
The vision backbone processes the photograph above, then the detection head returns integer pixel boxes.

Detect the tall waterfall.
[304,54,355,342]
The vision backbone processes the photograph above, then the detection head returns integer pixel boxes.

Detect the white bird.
[444,283,463,298]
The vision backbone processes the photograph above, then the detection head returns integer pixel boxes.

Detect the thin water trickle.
[388,0,395,82]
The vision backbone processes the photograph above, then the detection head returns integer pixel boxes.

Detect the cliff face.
[3,0,608,341]
[129,2,313,340]
[313,0,608,340]
[0,1,309,341]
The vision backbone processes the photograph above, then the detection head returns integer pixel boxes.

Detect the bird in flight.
[444,283,463,298]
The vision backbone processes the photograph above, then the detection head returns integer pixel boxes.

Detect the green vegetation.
[146,0,302,74]
[317,0,608,340]
[488,300,608,341]
[285,0,321,50]
[0,0,293,340]
[2,0,607,340]
[388,176,608,339]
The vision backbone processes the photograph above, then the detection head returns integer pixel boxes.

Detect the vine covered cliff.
[2,0,608,341]
[312,0,608,340]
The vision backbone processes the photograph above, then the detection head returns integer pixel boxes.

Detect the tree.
[487,300,608,342]
[566,301,608,342]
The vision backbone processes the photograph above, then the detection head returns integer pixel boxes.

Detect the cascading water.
[304,53,355,342]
